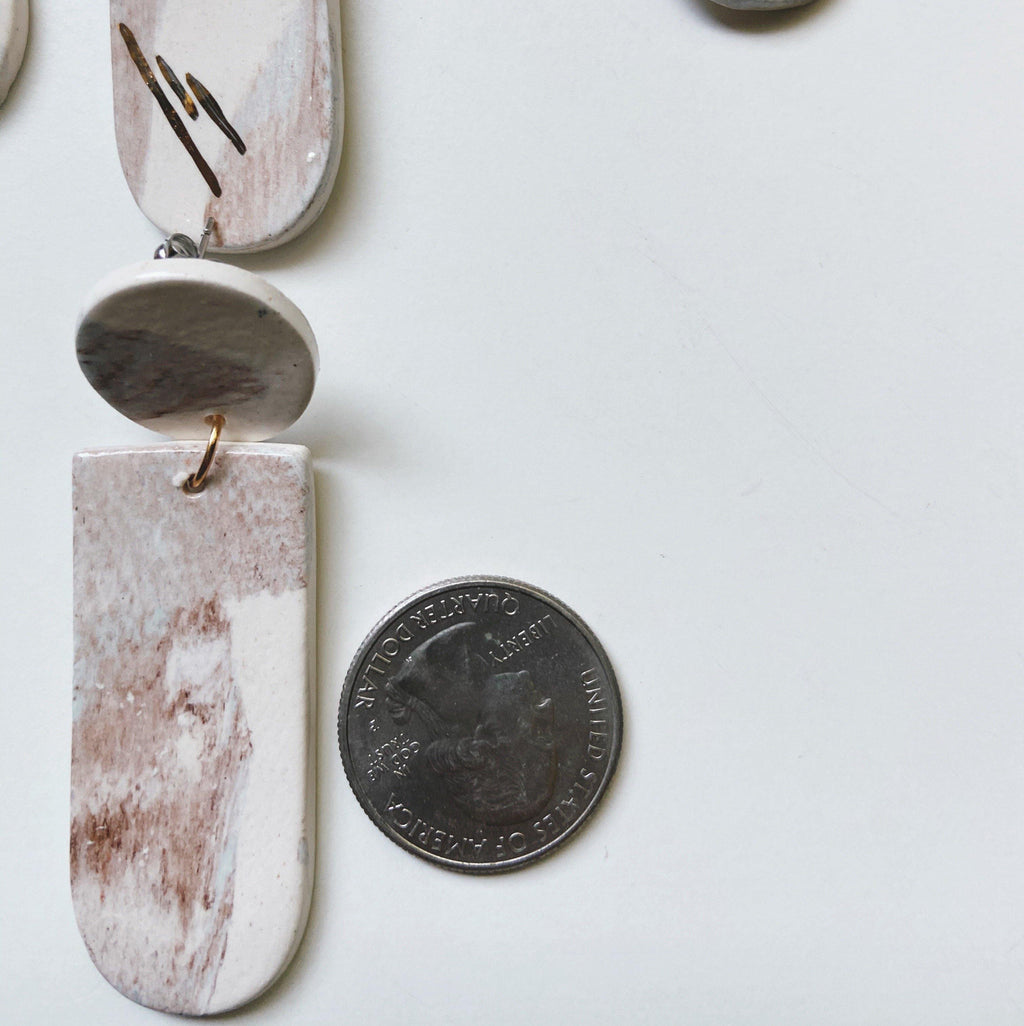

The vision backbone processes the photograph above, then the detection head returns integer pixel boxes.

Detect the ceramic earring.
[70,0,342,1013]
[70,229,318,1016]
[108,0,342,252]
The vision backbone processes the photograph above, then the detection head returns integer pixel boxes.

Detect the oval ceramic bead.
[110,0,343,252]
[0,0,28,103]
[76,259,318,442]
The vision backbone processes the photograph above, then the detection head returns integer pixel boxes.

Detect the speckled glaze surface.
[71,444,315,1016]
[110,0,342,252]
[0,0,28,103]
[75,259,318,442]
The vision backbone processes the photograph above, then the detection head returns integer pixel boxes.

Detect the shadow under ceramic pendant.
[709,0,818,8]
[70,254,318,1015]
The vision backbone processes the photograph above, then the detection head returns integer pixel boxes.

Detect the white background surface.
[3,1,1024,1022]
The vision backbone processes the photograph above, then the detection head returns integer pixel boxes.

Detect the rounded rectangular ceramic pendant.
[71,443,315,1015]
[110,0,343,252]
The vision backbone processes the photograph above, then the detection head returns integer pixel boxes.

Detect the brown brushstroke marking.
[71,596,252,1011]
[118,23,222,197]
[156,55,198,119]
[186,73,247,156]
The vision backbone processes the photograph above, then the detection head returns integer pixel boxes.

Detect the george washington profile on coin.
[383,623,558,826]
[339,577,622,872]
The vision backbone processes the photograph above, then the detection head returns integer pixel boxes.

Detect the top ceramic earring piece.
[0,0,28,104]
[110,0,343,252]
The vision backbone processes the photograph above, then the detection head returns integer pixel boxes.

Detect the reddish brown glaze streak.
[70,445,314,1014]
[186,73,247,155]
[118,23,222,197]
[70,596,252,1009]
[156,55,198,119]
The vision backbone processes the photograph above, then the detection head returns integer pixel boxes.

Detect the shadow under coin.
[692,0,840,33]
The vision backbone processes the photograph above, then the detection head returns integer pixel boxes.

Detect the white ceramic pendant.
[0,0,28,103]
[71,444,315,1015]
[110,0,343,252]
[71,252,319,1015]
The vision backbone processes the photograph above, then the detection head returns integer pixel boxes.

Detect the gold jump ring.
[183,414,225,494]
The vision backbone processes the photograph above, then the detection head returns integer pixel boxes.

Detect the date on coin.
[338,577,622,872]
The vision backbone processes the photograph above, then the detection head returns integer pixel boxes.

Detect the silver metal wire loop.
[154,217,216,260]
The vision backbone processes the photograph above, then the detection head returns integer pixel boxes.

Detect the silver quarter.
[338,577,623,872]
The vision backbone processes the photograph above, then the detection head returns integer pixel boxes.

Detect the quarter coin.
[338,577,622,872]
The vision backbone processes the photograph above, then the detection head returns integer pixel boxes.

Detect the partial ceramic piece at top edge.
[0,0,28,103]
[709,0,818,8]
[75,259,318,442]
[110,0,343,252]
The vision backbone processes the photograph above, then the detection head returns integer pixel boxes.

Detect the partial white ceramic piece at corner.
[75,258,319,442]
[71,443,316,1016]
[710,0,817,8]
[110,0,343,252]
[0,0,28,103]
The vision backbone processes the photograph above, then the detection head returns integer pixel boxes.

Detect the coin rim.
[337,575,623,873]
